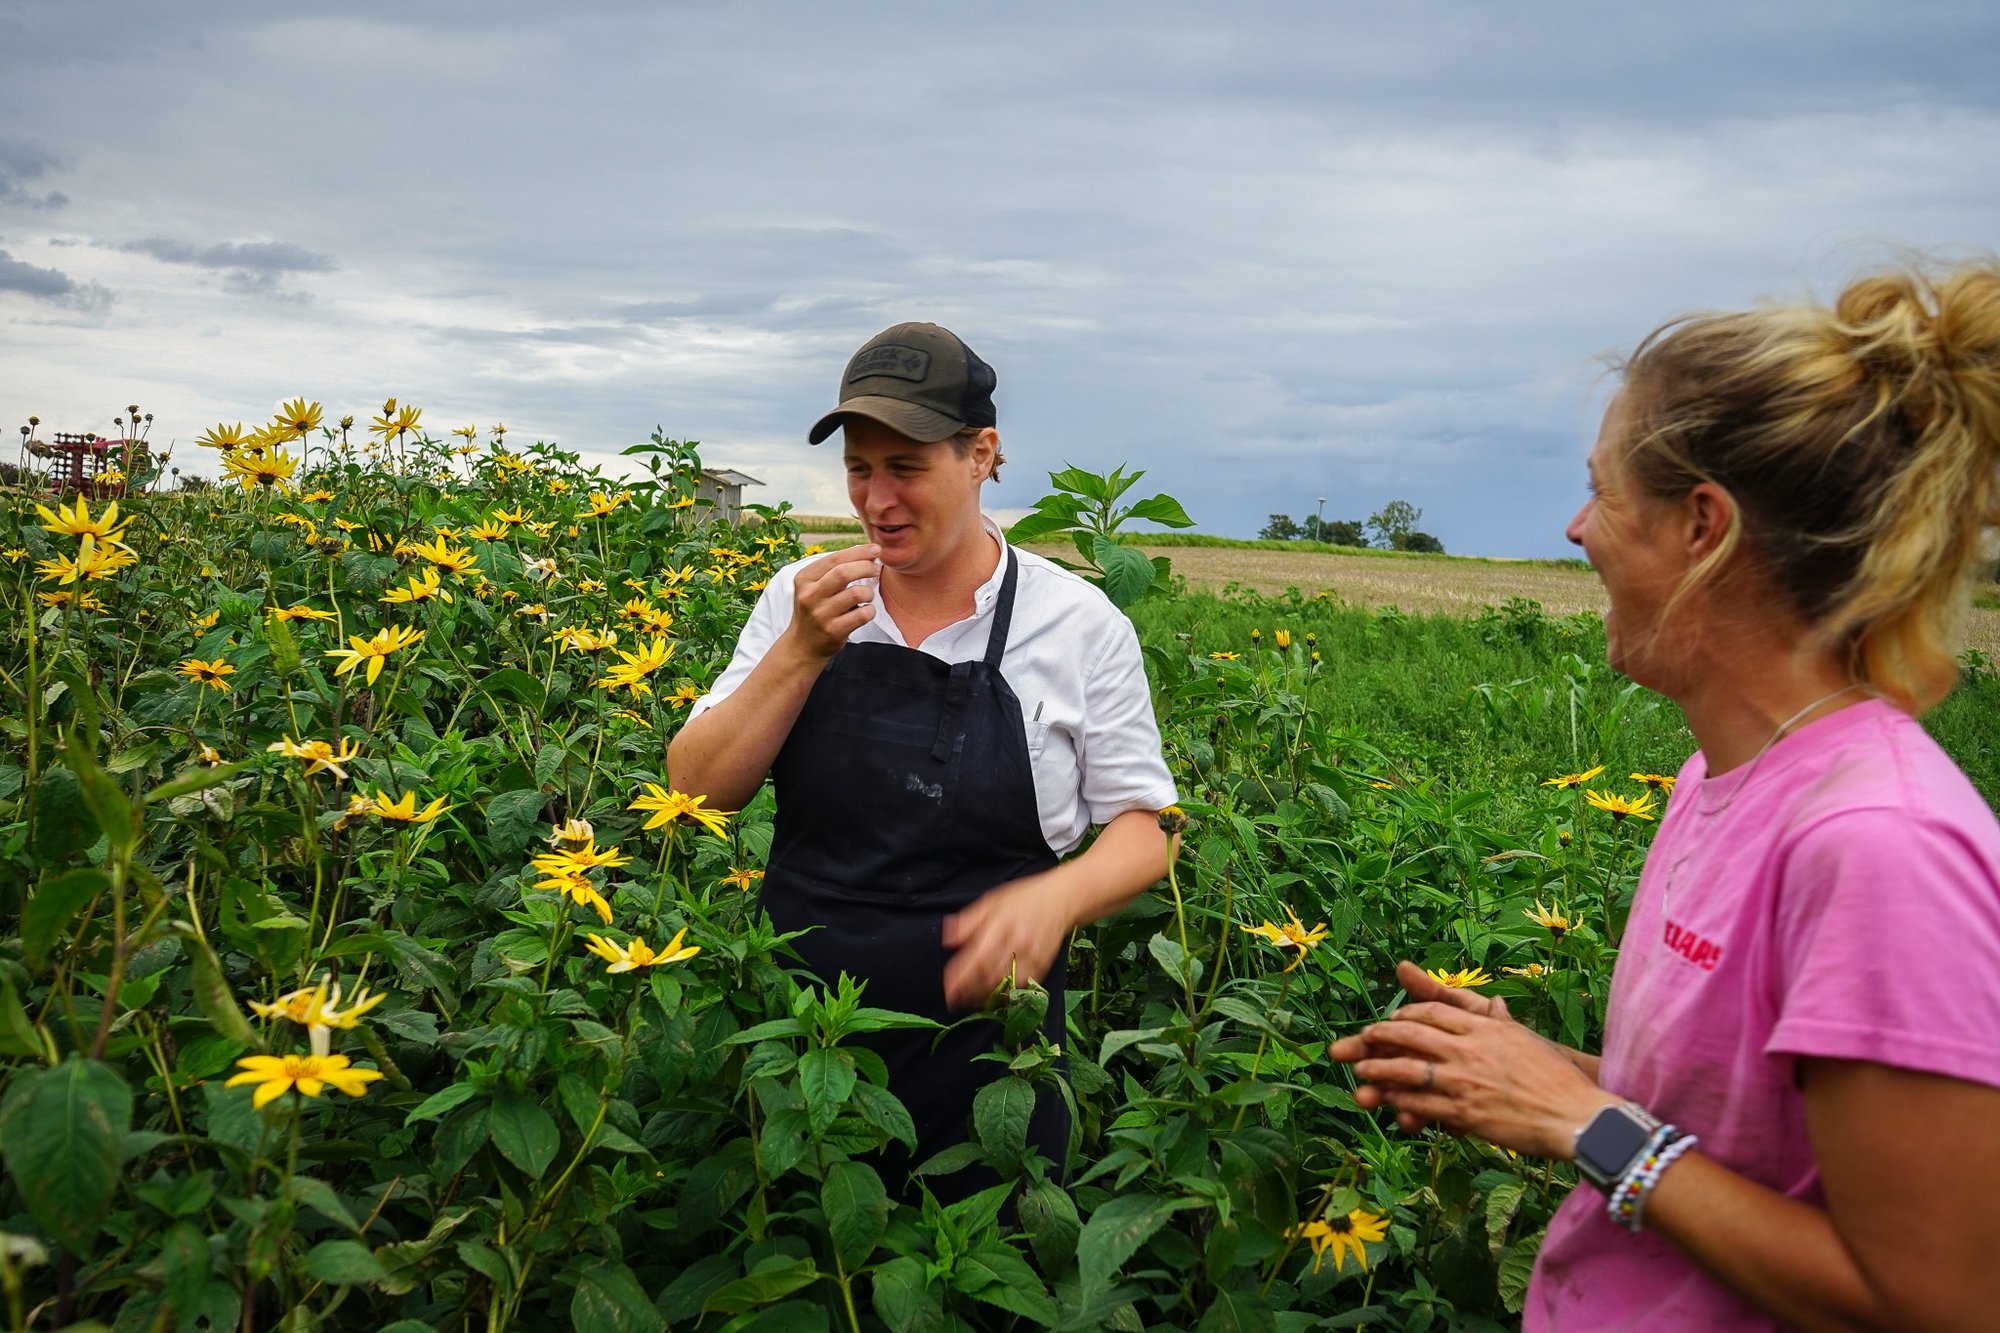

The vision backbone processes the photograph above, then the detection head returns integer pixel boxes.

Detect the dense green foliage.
[4,427,1995,1332]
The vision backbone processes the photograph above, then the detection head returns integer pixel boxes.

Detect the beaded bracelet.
[1609,1128,1700,1233]
[1606,1125,1676,1226]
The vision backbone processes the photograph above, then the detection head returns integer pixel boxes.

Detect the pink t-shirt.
[1527,699,2000,1330]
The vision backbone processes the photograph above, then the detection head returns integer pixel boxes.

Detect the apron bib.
[762,550,1066,1199]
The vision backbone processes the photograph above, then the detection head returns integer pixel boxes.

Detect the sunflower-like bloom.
[1629,772,1677,793]
[407,534,479,575]
[539,872,614,924]
[531,838,633,876]
[196,421,249,450]
[36,496,134,544]
[1290,1208,1388,1274]
[1240,907,1331,971]
[176,657,236,692]
[465,519,510,542]
[248,976,387,1055]
[266,736,361,781]
[627,783,733,838]
[225,1053,383,1109]
[1274,629,1293,649]
[1542,765,1606,790]
[37,590,107,611]
[381,566,453,606]
[296,489,335,503]
[720,867,764,892]
[1426,966,1494,989]
[360,789,453,823]
[276,398,323,437]
[1583,788,1656,822]
[452,422,478,441]
[267,604,339,623]
[1503,962,1550,978]
[223,447,299,491]
[667,495,698,510]
[37,534,135,584]
[1523,899,1574,936]
[598,635,674,696]
[192,607,221,631]
[325,624,425,685]
[582,928,700,973]
[545,818,595,850]
[1208,651,1241,661]
[584,491,629,518]
[550,625,617,653]
[667,682,702,710]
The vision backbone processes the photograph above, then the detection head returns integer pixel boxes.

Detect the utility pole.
[1316,496,1326,528]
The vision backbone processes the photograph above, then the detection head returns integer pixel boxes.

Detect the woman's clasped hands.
[1326,961,1618,1161]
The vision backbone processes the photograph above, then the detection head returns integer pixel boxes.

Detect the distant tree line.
[1260,499,1444,553]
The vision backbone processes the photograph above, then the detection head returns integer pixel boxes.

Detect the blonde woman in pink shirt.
[1330,262,2000,1330]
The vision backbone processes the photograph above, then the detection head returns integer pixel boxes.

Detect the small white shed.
[696,468,763,523]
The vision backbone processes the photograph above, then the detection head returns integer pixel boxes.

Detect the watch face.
[1577,1108,1655,1182]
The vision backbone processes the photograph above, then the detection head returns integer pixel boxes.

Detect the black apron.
[761,549,1066,1199]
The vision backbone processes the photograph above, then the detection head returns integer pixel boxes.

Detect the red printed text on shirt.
[1662,919,1724,971]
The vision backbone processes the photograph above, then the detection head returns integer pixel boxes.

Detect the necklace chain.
[1661,682,1874,913]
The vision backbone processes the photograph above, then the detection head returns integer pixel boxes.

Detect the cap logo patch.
[847,344,930,383]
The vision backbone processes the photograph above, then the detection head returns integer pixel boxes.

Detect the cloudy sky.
[4,2,1996,556]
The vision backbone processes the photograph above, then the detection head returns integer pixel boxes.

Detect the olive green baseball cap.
[807,322,998,445]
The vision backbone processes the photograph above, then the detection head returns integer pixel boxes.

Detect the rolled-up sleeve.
[687,565,797,722]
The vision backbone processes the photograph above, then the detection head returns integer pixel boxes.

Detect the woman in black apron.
[669,323,1176,1199]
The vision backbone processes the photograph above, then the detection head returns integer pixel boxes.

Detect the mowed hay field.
[796,529,2000,655]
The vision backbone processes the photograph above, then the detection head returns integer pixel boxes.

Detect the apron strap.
[982,548,1021,668]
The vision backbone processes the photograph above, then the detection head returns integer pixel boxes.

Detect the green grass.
[1114,531,1595,569]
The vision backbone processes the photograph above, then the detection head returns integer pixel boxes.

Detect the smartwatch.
[1572,1102,1664,1194]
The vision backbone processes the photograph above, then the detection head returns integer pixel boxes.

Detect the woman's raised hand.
[789,544,882,659]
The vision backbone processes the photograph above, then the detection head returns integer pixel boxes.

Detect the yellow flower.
[1208,651,1241,661]
[266,737,361,781]
[332,518,363,533]
[612,708,654,730]
[248,977,386,1052]
[465,519,510,542]
[721,867,764,892]
[576,577,605,593]
[598,635,674,696]
[1503,962,1549,979]
[324,624,426,685]
[1523,900,1574,936]
[628,783,733,838]
[225,1053,382,1110]
[381,567,454,605]
[582,928,700,973]
[1542,765,1606,790]
[584,491,629,518]
[275,398,323,437]
[517,602,549,619]
[1426,966,1494,989]
[1290,1208,1388,1275]
[196,744,224,766]
[1274,629,1292,649]
[667,495,697,510]
[546,818,595,850]
[223,447,299,491]
[531,839,633,876]
[539,872,614,924]
[296,489,335,503]
[1583,788,1656,822]
[176,657,235,692]
[3,547,26,561]
[37,534,135,584]
[667,682,702,710]
[1629,772,1677,793]
[804,544,827,556]
[407,534,479,575]
[268,604,338,623]
[36,496,134,543]
[37,590,106,611]
[361,789,453,823]
[452,422,478,441]
[196,422,248,450]
[1239,908,1330,972]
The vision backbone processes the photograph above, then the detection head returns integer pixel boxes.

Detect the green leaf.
[0,1057,132,1256]
[533,742,567,788]
[848,1080,917,1151]
[569,1260,668,1333]
[32,766,98,862]
[797,1047,856,1138]
[1003,504,1082,545]
[175,922,257,1046]
[1195,1286,1278,1333]
[870,1255,929,1332]
[972,1076,1034,1160]
[1497,1228,1543,1315]
[485,788,546,858]
[1125,493,1196,529]
[144,759,250,806]
[65,726,136,855]
[160,1220,211,1322]
[1016,1176,1080,1273]
[1092,535,1157,610]
[303,1238,387,1285]
[405,1081,484,1126]
[489,1092,560,1180]
[264,611,302,677]
[821,1161,890,1269]
[1077,1194,1200,1295]
[0,971,43,1058]
[700,1257,819,1316]
[481,668,547,711]
[1048,465,1110,501]
[22,867,108,971]
[1485,1180,1527,1257]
